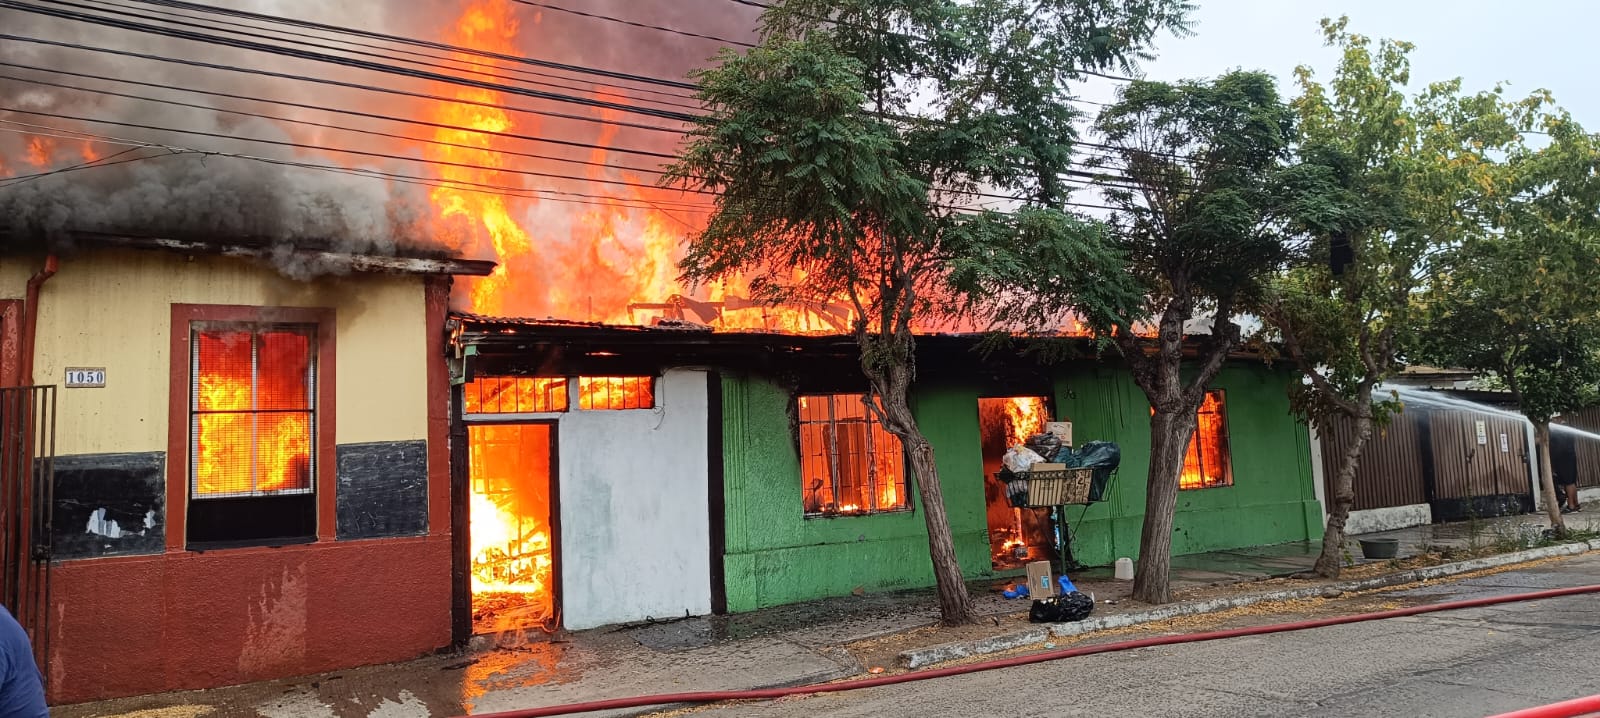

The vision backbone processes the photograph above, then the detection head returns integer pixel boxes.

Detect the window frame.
[795,392,913,519]
[168,305,336,551]
[188,321,318,499]
[1181,389,1234,491]
[461,374,658,416]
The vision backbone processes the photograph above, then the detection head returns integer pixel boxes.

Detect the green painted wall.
[720,376,993,613]
[719,362,1322,613]
[1052,364,1324,568]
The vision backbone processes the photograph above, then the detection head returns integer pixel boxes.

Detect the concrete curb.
[898,539,1600,669]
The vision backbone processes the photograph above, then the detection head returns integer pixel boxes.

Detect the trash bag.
[1002,583,1031,599]
[1002,446,1045,474]
[1049,444,1078,464]
[1028,591,1095,623]
[1024,433,1061,461]
[1065,440,1121,502]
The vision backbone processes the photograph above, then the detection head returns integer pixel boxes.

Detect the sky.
[1079,0,1598,126]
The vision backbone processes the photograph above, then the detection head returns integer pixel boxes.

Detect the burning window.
[577,376,654,410]
[465,376,569,414]
[190,325,315,497]
[798,394,909,517]
[1182,391,1232,490]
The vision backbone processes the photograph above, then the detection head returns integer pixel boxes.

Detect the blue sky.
[1079,0,1596,126]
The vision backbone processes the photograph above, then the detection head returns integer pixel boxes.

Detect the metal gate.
[0,385,55,679]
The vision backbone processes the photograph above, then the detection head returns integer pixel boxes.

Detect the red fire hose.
[1486,695,1600,718]
[463,583,1600,718]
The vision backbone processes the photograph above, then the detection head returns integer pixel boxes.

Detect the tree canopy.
[666,0,1195,624]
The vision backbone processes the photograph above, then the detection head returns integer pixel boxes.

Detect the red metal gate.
[0,385,55,679]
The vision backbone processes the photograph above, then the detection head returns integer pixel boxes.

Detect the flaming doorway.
[978,397,1057,571]
[467,422,559,634]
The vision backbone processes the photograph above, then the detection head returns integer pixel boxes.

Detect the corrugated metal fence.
[1320,408,1533,511]
[1555,407,1600,488]
[1427,410,1529,500]
[1319,410,1428,511]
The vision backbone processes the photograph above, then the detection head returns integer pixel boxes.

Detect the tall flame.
[1004,397,1047,448]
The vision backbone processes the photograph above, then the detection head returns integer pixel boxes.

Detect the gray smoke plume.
[0,0,760,290]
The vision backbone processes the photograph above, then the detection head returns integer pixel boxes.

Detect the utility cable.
[509,0,755,48]
[0,32,691,134]
[0,71,687,178]
[116,0,700,91]
[0,118,717,215]
[0,60,684,162]
[3,0,701,123]
[75,0,707,112]
[0,106,715,195]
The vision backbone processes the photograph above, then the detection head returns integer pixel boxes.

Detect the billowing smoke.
[0,0,761,289]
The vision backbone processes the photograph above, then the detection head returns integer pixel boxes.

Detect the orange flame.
[24,137,53,168]
[193,330,311,495]
[1003,397,1047,448]
[468,420,557,631]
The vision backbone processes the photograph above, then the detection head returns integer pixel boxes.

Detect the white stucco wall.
[556,369,711,630]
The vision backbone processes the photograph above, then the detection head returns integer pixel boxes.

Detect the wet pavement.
[54,510,1600,718]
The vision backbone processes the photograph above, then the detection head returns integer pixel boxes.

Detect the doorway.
[977,397,1057,571]
[467,422,559,634]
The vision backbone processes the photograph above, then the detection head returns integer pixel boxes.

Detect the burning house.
[450,315,1326,620]
[0,0,1333,706]
[0,233,493,704]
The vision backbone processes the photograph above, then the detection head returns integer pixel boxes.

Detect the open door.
[977,397,1056,571]
[467,422,559,634]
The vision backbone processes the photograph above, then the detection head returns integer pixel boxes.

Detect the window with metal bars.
[190,324,316,498]
[577,376,654,410]
[1182,390,1232,490]
[797,394,910,517]
[464,376,571,414]
[461,376,656,414]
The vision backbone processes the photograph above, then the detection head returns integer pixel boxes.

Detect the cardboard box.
[1030,462,1066,472]
[1026,560,1057,598]
[1046,421,1072,446]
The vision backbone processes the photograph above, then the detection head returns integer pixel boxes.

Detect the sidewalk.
[57,511,1600,718]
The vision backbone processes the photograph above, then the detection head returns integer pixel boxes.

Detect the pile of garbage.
[999,434,1122,505]
[1000,574,1095,623]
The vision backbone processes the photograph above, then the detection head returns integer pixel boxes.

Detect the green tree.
[1260,18,1533,578]
[1423,113,1600,535]
[665,0,1192,624]
[958,71,1296,604]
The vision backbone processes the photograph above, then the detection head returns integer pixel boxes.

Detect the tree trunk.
[1132,407,1198,604]
[1314,405,1373,578]
[877,364,976,626]
[1534,421,1566,537]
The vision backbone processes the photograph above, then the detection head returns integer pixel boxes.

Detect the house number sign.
[64,367,106,388]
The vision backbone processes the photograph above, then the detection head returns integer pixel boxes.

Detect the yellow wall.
[0,257,35,299]
[29,249,430,456]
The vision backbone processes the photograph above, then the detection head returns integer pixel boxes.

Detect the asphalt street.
[673,553,1600,718]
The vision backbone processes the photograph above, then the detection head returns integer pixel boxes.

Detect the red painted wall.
[47,535,452,705]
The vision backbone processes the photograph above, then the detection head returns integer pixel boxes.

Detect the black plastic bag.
[1064,441,1121,502]
[1028,591,1095,623]
[1024,433,1062,461]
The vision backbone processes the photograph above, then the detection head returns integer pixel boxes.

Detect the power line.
[115,0,700,91]
[2,0,701,123]
[0,32,691,134]
[0,70,686,178]
[0,106,719,198]
[0,60,684,162]
[0,142,154,187]
[511,0,756,48]
[84,0,707,112]
[0,119,721,220]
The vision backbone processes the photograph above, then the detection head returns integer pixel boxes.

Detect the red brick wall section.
[47,536,452,705]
